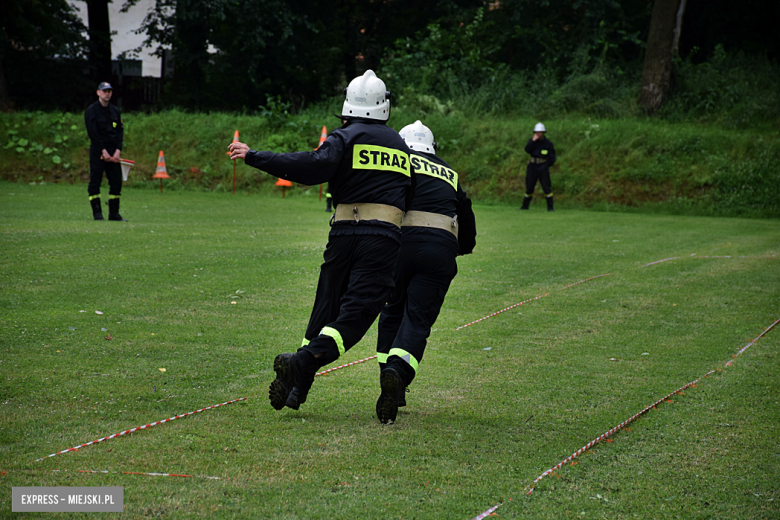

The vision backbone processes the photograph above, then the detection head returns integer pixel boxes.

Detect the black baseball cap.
[97,82,113,91]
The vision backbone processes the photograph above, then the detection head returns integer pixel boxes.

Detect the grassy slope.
[1,183,778,518]
[2,107,779,217]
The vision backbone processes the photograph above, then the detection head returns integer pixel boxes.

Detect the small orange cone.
[316,126,327,149]
[153,150,170,193]
[316,126,328,200]
[226,129,239,155]
[275,178,293,197]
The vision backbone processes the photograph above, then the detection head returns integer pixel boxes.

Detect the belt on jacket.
[528,157,547,164]
[333,203,403,228]
[401,210,458,238]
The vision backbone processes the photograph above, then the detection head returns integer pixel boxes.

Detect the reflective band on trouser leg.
[376,353,389,364]
[109,194,120,199]
[320,326,345,356]
[546,193,554,198]
[301,338,310,347]
[388,348,419,374]
[89,195,101,201]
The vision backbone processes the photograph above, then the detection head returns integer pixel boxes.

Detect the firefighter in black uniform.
[521,122,556,211]
[375,120,477,424]
[229,70,414,412]
[84,82,126,221]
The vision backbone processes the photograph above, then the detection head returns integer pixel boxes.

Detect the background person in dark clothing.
[229,70,415,413]
[375,120,477,424]
[84,82,125,221]
[84,82,126,221]
[521,122,556,211]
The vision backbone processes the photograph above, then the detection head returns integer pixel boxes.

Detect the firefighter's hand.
[112,150,121,163]
[228,142,250,160]
[101,149,111,161]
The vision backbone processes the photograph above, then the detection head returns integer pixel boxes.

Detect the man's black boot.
[520,195,532,210]
[108,198,127,221]
[546,195,554,212]
[90,197,104,220]
[285,350,319,410]
[376,366,404,424]
[269,353,297,410]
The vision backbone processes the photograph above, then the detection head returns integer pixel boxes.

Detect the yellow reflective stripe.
[541,149,549,155]
[109,194,120,200]
[546,193,554,198]
[409,155,457,190]
[320,326,345,356]
[388,348,419,373]
[301,337,310,347]
[352,145,410,177]
[376,352,389,364]
[89,195,101,201]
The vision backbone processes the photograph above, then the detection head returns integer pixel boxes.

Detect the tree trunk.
[86,0,112,83]
[639,0,686,114]
[0,57,12,112]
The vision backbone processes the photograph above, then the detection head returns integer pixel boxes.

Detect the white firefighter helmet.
[341,70,391,121]
[534,122,546,132]
[399,120,436,153]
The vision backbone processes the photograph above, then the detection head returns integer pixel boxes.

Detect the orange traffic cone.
[275,178,293,197]
[226,129,239,155]
[316,126,328,200]
[316,126,327,149]
[153,150,170,193]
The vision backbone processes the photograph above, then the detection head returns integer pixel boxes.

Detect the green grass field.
[1,181,778,519]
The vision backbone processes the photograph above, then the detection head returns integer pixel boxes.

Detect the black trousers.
[525,164,552,195]
[88,148,122,197]
[300,233,400,365]
[376,238,458,384]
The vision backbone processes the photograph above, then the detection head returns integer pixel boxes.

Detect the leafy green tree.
[0,0,90,111]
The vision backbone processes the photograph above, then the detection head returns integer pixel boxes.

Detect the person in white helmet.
[375,120,477,424]
[229,70,415,413]
[521,122,556,211]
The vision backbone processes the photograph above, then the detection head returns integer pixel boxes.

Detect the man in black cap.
[84,82,126,221]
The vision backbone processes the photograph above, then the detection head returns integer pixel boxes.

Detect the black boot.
[90,197,104,220]
[520,195,532,210]
[546,195,554,212]
[286,350,320,410]
[325,197,332,213]
[268,350,319,410]
[378,361,407,407]
[108,198,127,221]
[376,366,408,424]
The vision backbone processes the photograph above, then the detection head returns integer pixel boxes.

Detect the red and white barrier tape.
[316,355,377,376]
[559,273,611,290]
[471,502,502,520]
[456,273,611,331]
[524,317,778,495]
[524,371,714,495]
[34,355,378,462]
[725,318,780,366]
[455,294,549,330]
[53,469,224,480]
[641,257,681,267]
[34,397,247,462]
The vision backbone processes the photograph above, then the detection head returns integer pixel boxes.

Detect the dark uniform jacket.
[245,118,414,241]
[84,102,123,153]
[406,151,476,256]
[524,137,556,169]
